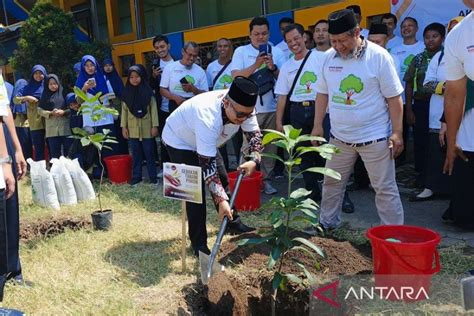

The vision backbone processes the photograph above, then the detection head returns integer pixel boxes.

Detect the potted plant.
[72,87,119,230]
[238,125,341,315]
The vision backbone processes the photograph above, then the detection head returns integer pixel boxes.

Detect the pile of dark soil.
[181,233,373,315]
[20,217,90,240]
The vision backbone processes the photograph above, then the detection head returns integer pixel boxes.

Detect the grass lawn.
[2,178,473,314]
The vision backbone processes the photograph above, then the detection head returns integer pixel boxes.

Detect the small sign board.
[163,162,202,204]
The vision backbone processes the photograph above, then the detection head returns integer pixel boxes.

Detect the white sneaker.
[263,181,278,195]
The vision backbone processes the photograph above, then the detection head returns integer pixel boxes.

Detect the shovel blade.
[199,251,224,285]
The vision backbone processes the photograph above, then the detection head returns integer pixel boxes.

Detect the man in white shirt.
[312,19,331,53]
[443,1,474,230]
[149,35,174,165]
[163,77,263,256]
[346,5,369,38]
[275,17,294,61]
[390,17,425,163]
[275,23,325,202]
[207,38,233,91]
[382,13,403,52]
[160,41,208,113]
[230,16,286,195]
[310,9,405,232]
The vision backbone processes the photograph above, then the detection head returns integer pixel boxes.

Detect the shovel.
[199,169,245,285]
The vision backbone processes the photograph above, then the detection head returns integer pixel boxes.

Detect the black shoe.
[342,193,355,213]
[441,207,455,223]
[226,221,256,234]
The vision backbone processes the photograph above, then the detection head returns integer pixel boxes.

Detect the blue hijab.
[11,79,28,114]
[73,62,81,75]
[74,55,109,96]
[20,64,47,99]
[103,58,123,98]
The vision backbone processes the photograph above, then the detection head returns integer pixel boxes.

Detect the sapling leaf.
[295,134,327,144]
[290,188,312,199]
[237,237,272,246]
[272,272,283,290]
[71,127,89,137]
[80,138,90,147]
[262,131,286,145]
[260,153,285,163]
[272,139,289,151]
[295,262,316,285]
[285,273,303,285]
[268,246,282,270]
[296,167,341,180]
[288,127,302,140]
[293,237,325,258]
[298,208,318,219]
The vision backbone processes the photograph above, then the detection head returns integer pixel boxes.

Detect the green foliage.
[71,87,118,212]
[238,125,341,301]
[9,2,112,89]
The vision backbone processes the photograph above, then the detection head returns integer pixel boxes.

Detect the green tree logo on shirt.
[299,71,317,92]
[219,74,233,88]
[184,75,195,84]
[339,74,364,105]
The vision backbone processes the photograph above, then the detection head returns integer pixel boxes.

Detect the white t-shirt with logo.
[423,51,446,129]
[316,41,404,143]
[160,61,208,99]
[162,90,259,157]
[206,60,233,90]
[444,12,474,152]
[275,51,323,102]
[386,35,403,52]
[276,40,291,61]
[159,58,174,112]
[230,43,286,113]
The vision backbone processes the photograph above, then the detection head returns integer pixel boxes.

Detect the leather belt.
[330,133,388,148]
[290,101,315,107]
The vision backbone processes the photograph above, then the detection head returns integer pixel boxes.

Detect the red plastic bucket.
[366,225,441,301]
[104,155,132,184]
[228,171,262,211]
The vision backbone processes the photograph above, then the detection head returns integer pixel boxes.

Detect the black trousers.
[158,108,170,165]
[424,132,448,194]
[166,145,241,251]
[450,151,474,229]
[1,125,20,277]
[290,103,324,200]
[413,100,430,179]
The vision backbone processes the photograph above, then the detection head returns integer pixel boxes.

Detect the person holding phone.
[75,55,117,177]
[160,42,208,114]
[230,16,286,195]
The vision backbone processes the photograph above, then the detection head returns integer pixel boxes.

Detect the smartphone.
[259,44,271,56]
[180,77,189,84]
[87,78,96,85]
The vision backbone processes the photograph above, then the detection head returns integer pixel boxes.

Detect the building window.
[117,0,133,35]
[119,54,136,76]
[267,0,336,14]
[192,0,261,28]
[142,0,190,38]
[96,0,109,41]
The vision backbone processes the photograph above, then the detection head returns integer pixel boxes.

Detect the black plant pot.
[91,209,113,231]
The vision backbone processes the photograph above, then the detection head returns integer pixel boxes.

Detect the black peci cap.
[346,5,361,15]
[369,23,388,36]
[227,76,258,107]
[328,9,358,35]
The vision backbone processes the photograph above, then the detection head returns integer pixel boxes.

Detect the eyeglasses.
[229,101,254,119]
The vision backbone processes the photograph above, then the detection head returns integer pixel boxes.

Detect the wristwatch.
[0,156,12,164]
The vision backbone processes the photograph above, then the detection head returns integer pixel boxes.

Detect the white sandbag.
[27,158,60,210]
[61,156,95,201]
[50,158,77,205]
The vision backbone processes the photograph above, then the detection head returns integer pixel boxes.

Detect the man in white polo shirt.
[162,77,262,256]
[231,16,286,195]
[443,1,474,230]
[160,41,208,113]
[310,9,405,232]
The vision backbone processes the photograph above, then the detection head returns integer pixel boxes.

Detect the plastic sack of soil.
[27,158,60,210]
[61,156,95,201]
[50,157,77,205]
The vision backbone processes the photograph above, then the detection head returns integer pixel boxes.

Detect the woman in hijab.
[121,65,158,185]
[38,74,71,159]
[103,58,128,154]
[14,65,47,161]
[75,55,117,177]
[10,79,32,159]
